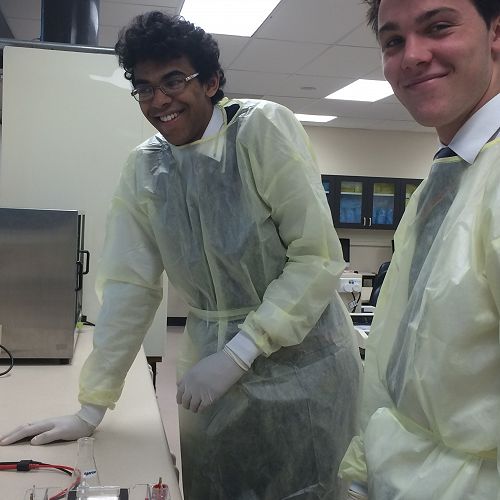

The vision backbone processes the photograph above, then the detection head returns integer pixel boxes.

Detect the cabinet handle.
[369,217,372,227]
[363,217,367,226]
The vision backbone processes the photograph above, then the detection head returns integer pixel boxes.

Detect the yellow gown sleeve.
[79,150,164,408]
[237,102,347,355]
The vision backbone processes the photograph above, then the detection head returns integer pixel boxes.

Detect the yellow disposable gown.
[79,98,362,499]
[340,138,500,499]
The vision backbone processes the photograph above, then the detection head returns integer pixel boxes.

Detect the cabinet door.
[333,178,367,228]
[395,178,423,224]
[369,180,397,229]
[321,175,422,230]
[403,179,421,208]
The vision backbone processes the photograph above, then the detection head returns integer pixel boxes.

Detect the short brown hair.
[364,0,500,34]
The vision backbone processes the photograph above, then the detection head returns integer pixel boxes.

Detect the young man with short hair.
[340,0,500,498]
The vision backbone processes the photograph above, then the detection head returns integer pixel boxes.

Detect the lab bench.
[0,327,182,499]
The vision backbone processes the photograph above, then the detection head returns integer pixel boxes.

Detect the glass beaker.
[67,436,101,498]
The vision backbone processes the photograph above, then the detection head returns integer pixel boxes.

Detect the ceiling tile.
[230,38,328,74]
[260,95,319,113]
[214,34,250,69]
[337,22,378,48]
[226,92,265,100]
[100,1,177,27]
[299,99,413,122]
[225,69,290,95]
[279,74,353,99]
[254,0,366,44]
[363,66,385,80]
[102,0,182,8]
[298,45,381,78]
[330,117,427,133]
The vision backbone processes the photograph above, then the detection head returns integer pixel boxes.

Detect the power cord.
[0,460,79,500]
[349,292,362,313]
[0,343,14,376]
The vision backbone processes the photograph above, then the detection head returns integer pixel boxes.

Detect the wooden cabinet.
[321,175,422,229]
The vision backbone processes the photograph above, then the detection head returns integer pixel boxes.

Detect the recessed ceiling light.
[180,0,281,36]
[325,79,394,102]
[295,114,337,123]
[300,86,317,91]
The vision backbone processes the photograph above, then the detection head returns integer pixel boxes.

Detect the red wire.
[0,462,74,473]
[0,462,78,500]
[31,463,75,472]
[0,464,17,470]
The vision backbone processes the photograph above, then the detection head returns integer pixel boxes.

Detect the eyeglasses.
[131,72,199,102]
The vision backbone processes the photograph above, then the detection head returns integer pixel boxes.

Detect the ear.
[204,72,220,99]
[491,14,500,57]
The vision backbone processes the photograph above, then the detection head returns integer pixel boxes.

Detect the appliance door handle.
[75,261,83,291]
[79,250,90,275]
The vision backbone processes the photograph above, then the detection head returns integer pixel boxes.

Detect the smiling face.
[134,56,219,146]
[378,0,500,143]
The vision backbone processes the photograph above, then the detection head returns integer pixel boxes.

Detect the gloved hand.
[0,404,106,446]
[0,415,95,446]
[177,350,246,413]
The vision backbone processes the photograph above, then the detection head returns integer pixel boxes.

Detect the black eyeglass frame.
[131,72,200,102]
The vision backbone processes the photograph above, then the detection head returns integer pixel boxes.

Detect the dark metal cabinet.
[322,175,422,229]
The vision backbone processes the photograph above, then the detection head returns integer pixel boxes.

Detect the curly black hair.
[115,11,226,104]
[364,0,500,34]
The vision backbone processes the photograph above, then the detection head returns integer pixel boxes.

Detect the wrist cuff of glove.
[349,481,368,495]
[77,404,107,427]
[224,331,262,370]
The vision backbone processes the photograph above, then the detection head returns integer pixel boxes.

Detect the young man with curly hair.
[1,12,362,500]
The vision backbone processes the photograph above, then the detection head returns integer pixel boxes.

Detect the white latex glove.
[177,350,246,413]
[0,405,105,446]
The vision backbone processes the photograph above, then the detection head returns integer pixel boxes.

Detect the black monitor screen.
[339,238,350,264]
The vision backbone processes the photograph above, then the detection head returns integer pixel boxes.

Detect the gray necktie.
[408,147,466,293]
[386,147,467,404]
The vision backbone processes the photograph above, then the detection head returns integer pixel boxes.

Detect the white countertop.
[0,327,182,500]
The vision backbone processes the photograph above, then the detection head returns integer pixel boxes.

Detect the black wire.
[32,461,73,475]
[0,460,73,475]
[350,292,362,313]
[0,344,14,376]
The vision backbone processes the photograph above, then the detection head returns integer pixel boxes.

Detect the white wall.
[302,125,437,273]
[0,46,166,355]
[305,125,437,178]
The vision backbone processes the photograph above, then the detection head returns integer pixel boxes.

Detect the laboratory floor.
[155,325,183,489]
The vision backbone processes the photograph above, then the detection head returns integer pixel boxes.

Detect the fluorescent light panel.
[325,79,393,102]
[295,114,337,123]
[180,0,281,36]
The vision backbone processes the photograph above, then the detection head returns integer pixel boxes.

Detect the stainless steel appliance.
[0,208,89,361]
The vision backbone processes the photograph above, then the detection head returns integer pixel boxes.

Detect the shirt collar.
[202,106,224,139]
[441,93,500,164]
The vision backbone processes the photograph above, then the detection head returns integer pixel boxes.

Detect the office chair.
[364,261,390,309]
[377,261,390,275]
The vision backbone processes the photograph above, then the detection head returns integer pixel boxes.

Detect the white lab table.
[0,327,182,500]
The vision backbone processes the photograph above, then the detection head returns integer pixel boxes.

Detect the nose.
[400,35,432,70]
[150,86,173,106]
